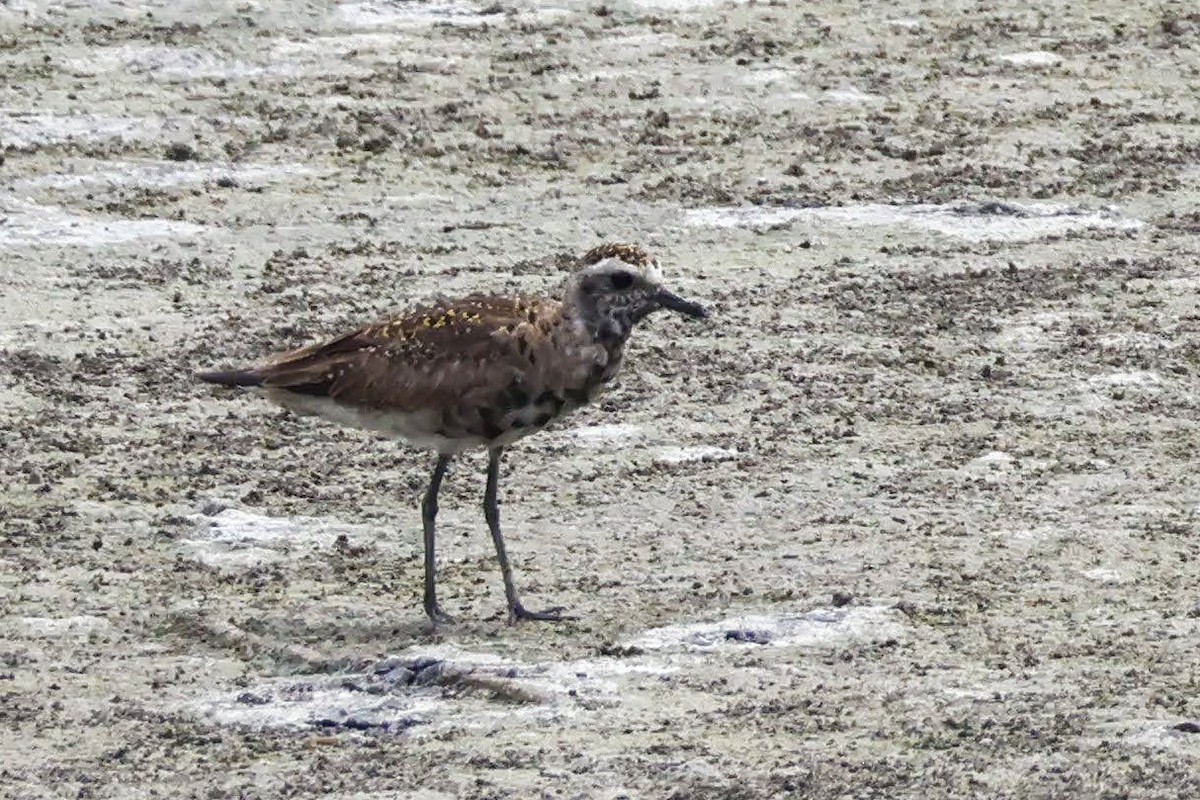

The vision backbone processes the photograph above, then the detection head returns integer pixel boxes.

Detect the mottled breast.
[452,334,626,446]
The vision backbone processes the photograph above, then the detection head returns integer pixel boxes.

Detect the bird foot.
[510,603,577,623]
[424,602,456,626]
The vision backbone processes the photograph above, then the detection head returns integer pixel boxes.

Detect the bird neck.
[560,294,633,347]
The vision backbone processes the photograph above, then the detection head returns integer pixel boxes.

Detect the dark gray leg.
[484,447,574,623]
[422,454,454,624]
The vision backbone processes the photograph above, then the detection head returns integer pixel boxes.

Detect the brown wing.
[243,295,561,412]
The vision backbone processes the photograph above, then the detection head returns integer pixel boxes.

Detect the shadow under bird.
[197,243,707,624]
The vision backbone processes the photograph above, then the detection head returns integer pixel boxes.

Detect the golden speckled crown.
[578,243,655,269]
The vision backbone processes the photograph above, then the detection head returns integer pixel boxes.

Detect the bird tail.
[195,368,263,388]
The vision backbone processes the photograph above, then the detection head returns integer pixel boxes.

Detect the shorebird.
[197,243,707,624]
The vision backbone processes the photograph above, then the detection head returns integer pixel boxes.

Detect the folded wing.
[198,295,560,413]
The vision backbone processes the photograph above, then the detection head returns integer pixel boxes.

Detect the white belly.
[265,390,485,454]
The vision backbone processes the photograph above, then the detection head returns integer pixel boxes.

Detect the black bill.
[655,289,708,320]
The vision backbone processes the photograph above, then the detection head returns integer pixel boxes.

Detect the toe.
[511,603,577,623]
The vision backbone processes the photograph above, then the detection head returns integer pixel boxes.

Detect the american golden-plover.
[197,243,707,624]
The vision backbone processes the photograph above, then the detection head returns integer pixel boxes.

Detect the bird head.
[565,243,707,341]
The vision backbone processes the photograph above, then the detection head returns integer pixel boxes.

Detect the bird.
[196,243,708,624]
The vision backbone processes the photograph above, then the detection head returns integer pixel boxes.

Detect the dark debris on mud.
[4,1,1200,798]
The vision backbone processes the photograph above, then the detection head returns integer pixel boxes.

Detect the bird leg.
[484,447,575,623]
[422,453,454,624]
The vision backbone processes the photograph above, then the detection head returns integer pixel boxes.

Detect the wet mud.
[2,0,1200,797]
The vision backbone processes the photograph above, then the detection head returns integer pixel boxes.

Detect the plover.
[197,243,707,624]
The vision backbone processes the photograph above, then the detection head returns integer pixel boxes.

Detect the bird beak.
[654,289,708,320]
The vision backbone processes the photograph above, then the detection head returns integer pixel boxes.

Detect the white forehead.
[591,256,663,284]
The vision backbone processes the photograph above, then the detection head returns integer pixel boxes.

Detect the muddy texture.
[3,0,1200,798]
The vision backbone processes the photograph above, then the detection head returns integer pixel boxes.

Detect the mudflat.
[2,1,1199,797]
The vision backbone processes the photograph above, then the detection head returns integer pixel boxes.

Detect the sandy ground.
[3,0,1200,797]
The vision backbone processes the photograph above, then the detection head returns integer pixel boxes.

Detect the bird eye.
[609,271,635,290]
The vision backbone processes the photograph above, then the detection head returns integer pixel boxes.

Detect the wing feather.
[245,295,560,412]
